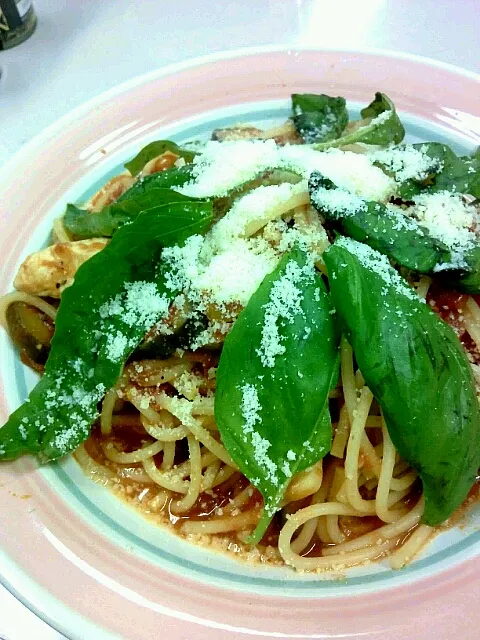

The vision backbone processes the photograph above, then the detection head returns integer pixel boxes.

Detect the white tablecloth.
[0,0,478,637]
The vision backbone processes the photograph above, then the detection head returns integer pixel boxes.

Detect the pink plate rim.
[0,46,479,640]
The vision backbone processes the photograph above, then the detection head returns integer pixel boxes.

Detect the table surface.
[0,0,478,637]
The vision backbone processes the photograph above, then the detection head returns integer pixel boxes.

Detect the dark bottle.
[0,0,37,50]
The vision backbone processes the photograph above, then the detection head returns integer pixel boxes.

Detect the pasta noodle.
[74,346,434,572]
[78,291,479,573]
[52,217,71,243]
[0,291,57,328]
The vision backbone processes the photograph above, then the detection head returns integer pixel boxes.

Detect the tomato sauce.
[426,284,480,363]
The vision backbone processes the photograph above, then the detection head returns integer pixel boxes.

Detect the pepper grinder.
[0,0,36,50]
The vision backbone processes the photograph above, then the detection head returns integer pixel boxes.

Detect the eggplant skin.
[14,238,108,298]
[5,302,54,371]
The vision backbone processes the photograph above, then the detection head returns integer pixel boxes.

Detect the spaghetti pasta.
[72,346,433,572]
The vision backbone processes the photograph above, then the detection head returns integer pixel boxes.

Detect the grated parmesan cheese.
[281,461,292,478]
[177,139,396,202]
[310,185,367,217]
[410,191,479,269]
[101,281,170,329]
[369,110,392,125]
[209,181,308,249]
[333,237,421,302]
[98,281,170,362]
[256,259,315,368]
[41,380,108,455]
[198,239,279,306]
[294,103,340,143]
[105,331,129,362]
[52,415,90,453]
[174,371,203,400]
[177,139,279,198]
[386,204,424,233]
[279,146,396,202]
[240,382,279,495]
[163,235,279,309]
[370,144,443,183]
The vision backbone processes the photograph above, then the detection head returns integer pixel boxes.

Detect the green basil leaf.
[313,93,405,150]
[391,143,480,200]
[421,144,480,197]
[443,245,480,294]
[64,189,196,239]
[291,93,348,143]
[125,140,196,177]
[215,247,340,543]
[324,237,480,525]
[133,312,209,360]
[117,164,195,201]
[0,200,212,462]
[309,171,451,272]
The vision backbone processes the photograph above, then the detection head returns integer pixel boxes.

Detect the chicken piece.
[14,238,109,298]
[212,121,302,145]
[86,174,134,213]
[142,151,180,176]
[211,125,264,142]
[261,120,303,145]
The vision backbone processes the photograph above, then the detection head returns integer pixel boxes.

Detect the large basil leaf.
[0,201,212,461]
[389,143,480,200]
[215,247,340,542]
[308,171,450,272]
[313,93,405,150]
[291,93,348,144]
[64,189,196,239]
[125,140,196,177]
[324,237,480,525]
